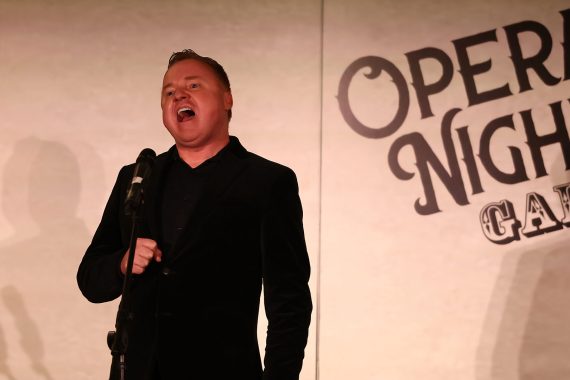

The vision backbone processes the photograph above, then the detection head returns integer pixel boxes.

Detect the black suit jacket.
[77,137,312,380]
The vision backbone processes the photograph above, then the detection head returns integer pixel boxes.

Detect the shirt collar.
[166,136,238,167]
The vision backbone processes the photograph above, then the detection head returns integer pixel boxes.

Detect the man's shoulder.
[241,150,297,183]
[245,150,290,171]
[229,136,296,177]
[236,152,299,199]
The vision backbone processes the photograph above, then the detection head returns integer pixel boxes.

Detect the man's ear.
[224,91,233,111]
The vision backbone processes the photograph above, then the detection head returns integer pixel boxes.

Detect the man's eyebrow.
[162,76,202,91]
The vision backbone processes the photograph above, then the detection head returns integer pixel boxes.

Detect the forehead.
[162,59,219,86]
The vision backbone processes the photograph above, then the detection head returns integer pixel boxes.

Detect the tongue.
[177,110,194,122]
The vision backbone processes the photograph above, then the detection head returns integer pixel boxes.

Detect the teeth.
[177,107,193,116]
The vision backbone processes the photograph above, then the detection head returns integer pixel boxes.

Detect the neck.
[176,136,230,168]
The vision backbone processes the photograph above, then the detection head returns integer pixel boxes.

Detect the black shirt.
[159,141,232,257]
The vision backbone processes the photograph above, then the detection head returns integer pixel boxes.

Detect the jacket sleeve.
[261,168,312,380]
[77,166,131,303]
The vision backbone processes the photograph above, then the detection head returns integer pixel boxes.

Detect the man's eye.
[190,83,200,89]
[165,90,174,97]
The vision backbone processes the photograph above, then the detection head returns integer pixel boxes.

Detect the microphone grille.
[136,148,156,163]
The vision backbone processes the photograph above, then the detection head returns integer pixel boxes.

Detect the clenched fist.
[120,238,163,275]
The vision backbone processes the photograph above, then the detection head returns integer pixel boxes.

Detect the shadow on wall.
[476,154,570,380]
[1,286,53,380]
[0,314,16,380]
[0,138,91,379]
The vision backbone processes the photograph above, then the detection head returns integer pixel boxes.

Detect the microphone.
[124,148,156,215]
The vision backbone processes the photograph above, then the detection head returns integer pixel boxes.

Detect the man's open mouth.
[177,107,196,122]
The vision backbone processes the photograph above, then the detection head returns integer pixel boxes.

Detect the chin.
[177,134,208,147]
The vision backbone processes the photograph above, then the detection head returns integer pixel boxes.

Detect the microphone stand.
[108,199,143,380]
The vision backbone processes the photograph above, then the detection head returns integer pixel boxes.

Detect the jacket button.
[162,267,171,276]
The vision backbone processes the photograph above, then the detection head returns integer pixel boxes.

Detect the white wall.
[0,1,320,379]
[1,0,569,379]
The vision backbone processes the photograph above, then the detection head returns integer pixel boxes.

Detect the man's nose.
[174,90,188,101]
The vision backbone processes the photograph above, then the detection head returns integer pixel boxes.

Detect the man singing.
[77,49,312,380]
